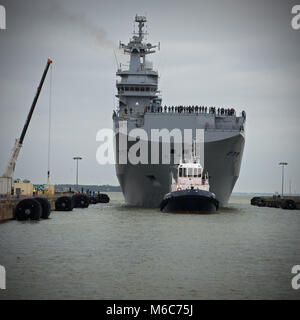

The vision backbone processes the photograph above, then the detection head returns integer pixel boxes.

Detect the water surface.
[0,193,299,299]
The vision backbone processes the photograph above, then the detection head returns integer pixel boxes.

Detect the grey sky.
[0,0,299,193]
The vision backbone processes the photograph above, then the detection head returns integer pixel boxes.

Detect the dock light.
[279,162,288,196]
[73,157,82,188]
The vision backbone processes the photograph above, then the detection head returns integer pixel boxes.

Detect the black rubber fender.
[97,194,110,203]
[286,200,296,210]
[281,199,296,210]
[72,194,89,208]
[15,198,42,221]
[257,199,266,207]
[250,197,261,206]
[55,196,73,211]
[35,197,51,219]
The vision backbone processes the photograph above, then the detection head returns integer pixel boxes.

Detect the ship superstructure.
[113,15,246,207]
[115,15,161,119]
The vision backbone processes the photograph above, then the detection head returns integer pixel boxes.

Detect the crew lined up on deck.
[146,105,236,116]
[116,106,237,116]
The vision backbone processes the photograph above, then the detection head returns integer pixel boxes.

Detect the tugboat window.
[194,168,197,177]
[188,168,193,177]
[198,170,201,177]
[179,168,182,177]
[183,168,187,177]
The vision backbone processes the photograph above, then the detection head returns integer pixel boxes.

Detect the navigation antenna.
[135,15,147,41]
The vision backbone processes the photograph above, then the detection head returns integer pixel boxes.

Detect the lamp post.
[279,162,288,196]
[73,157,82,188]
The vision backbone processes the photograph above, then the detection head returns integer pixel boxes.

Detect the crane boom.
[1,58,52,179]
[20,58,52,144]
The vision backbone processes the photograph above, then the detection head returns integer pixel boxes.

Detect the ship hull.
[115,132,245,208]
[160,189,219,213]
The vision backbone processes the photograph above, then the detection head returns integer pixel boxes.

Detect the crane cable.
[47,62,53,186]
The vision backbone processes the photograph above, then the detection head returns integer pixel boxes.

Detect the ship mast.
[119,15,158,71]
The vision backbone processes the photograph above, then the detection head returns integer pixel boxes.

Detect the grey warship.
[113,15,246,208]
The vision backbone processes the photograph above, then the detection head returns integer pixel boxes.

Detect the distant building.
[14,181,33,196]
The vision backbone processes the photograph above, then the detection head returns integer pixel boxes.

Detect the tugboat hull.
[160,189,219,213]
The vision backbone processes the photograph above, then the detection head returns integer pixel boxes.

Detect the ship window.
[125,87,129,91]
[198,170,201,177]
[183,168,187,177]
[141,87,145,91]
[130,87,134,91]
[135,87,139,91]
[179,168,182,177]
[188,168,193,177]
[146,87,150,91]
